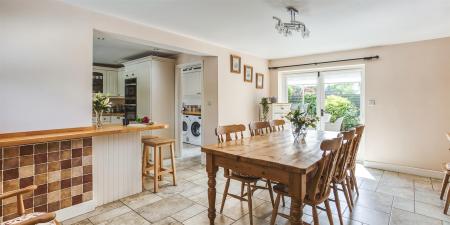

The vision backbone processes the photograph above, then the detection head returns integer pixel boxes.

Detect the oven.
[125,78,137,121]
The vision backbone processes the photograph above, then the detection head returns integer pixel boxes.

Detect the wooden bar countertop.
[0,123,168,147]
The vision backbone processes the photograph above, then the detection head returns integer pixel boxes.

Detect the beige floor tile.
[183,211,234,225]
[220,197,265,220]
[318,212,363,225]
[352,189,393,213]
[171,203,207,222]
[96,211,150,225]
[62,201,125,224]
[415,201,450,222]
[392,196,414,212]
[415,189,445,207]
[151,217,183,225]
[188,190,224,207]
[120,191,162,210]
[390,208,442,225]
[343,204,390,225]
[62,219,93,225]
[136,194,195,223]
[89,205,132,224]
[232,215,270,225]
[376,184,414,200]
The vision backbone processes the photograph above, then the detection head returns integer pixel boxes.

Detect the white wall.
[0,0,269,142]
[269,37,450,171]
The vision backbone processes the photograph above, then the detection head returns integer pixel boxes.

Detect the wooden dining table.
[201,130,339,225]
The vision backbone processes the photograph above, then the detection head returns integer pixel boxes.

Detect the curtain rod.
[269,55,379,70]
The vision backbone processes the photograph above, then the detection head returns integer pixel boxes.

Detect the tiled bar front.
[0,138,93,222]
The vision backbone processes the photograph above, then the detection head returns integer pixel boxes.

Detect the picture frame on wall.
[244,65,253,82]
[256,73,264,89]
[230,54,241,73]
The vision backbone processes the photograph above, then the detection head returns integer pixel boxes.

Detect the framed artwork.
[230,54,241,73]
[256,73,264,89]
[244,65,253,82]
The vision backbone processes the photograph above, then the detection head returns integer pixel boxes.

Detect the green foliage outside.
[325,95,359,130]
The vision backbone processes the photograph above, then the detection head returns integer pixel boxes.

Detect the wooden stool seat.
[142,137,176,193]
[141,135,159,141]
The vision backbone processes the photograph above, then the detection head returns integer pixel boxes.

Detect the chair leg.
[220,178,231,213]
[345,177,354,207]
[267,180,275,207]
[169,143,177,186]
[444,184,450,214]
[158,146,163,181]
[312,205,319,225]
[324,199,334,225]
[351,169,360,196]
[333,184,344,225]
[153,146,159,193]
[240,182,245,197]
[282,195,286,207]
[341,182,352,212]
[247,182,253,225]
[441,174,449,200]
[270,194,281,225]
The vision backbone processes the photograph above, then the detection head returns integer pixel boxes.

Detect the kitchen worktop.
[0,123,168,147]
[92,112,125,116]
[182,111,201,116]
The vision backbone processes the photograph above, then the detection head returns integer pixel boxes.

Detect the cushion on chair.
[231,171,260,180]
[1,212,56,225]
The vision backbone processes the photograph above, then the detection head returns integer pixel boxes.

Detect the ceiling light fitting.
[273,7,310,37]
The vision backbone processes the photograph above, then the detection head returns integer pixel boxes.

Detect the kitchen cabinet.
[93,66,119,96]
[111,116,124,124]
[117,68,125,97]
[182,71,202,96]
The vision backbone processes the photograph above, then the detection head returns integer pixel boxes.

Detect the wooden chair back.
[348,125,365,169]
[215,124,246,143]
[270,119,285,132]
[249,121,271,136]
[333,130,356,181]
[307,134,343,203]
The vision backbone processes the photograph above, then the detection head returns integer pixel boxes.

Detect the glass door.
[283,68,363,131]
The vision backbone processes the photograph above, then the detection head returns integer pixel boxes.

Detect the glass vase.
[292,124,307,143]
[95,111,103,129]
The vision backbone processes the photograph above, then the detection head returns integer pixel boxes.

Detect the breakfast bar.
[0,124,168,221]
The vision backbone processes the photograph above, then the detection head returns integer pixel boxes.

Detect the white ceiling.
[93,31,180,65]
[67,0,450,59]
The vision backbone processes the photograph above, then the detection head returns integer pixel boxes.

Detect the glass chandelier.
[273,7,310,38]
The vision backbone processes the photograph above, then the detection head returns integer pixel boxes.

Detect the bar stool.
[142,137,176,193]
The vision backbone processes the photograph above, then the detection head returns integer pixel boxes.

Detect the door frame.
[174,61,204,158]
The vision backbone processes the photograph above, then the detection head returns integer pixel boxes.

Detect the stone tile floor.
[63,155,450,225]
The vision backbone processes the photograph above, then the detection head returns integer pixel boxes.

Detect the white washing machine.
[182,115,190,143]
[187,115,202,146]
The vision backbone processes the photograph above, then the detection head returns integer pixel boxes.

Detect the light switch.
[368,99,376,106]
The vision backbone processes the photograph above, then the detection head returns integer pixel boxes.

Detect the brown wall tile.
[34,195,47,207]
[61,179,71,189]
[48,181,60,193]
[48,142,60,152]
[3,168,19,181]
[72,157,82,167]
[20,155,34,167]
[61,169,71,180]
[72,167,83,177]
[82,156,92,166]
[34,153,48,164]
[35,164,47,175]
[72,195,82,205]
[60,140,71,150]
[60,160,71,170]
[82,138,92,147]
[71,176,82,187]
[61,198,71,209]
[3,179,19,192]
[3,213,19,222]
[35,174,47,185]
[61,188,71,199]
[47,152,59,162]
[71,139,83,149]
[3,147,19,158]
[48,171,61,183]
[3,157,19,170]
[34,204,47,213]
[47,201,60,212]
[47,190,60,203]
[34,143,48,154]
[60,150,71,160]
[83,147,92,156]
[47,161,60,172]
[3,203,17,216]
[83,174,92,183]
[82,191,93,202]
[72,148,82,158]
[19,165,34,178]
[34,184,47,196]
[19,176,34,189]
[83,182,92,193]
[23,198,33,209]
[19,145,33,156]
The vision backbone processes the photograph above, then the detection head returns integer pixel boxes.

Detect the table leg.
[289,173,306,225]
[206,153,218,225]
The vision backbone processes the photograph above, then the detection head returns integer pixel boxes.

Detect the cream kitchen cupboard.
[182,71,202,96]
[93,66,119,96]
[117,68,125,97]
[122,56,175,139]
[260,103,292,121]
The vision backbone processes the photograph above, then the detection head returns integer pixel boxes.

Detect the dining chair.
[325,117,344,132]
[347,124,365,195]
[442,163,450,214]
[215,124,262,225]
[248,121,271,136]
[248,121,275,206]
[0,185,60,225]
[332,129,356,225]
[270,134,343,225]
[270,119,285,132]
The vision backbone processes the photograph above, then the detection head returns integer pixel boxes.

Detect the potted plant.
[260,97,269,121]
[93,93,111,128]
[285,108,318,142]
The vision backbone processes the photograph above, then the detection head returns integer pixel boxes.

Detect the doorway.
[280,66,365,131]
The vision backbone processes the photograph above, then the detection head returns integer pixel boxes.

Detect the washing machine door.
[191,121,201,137]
